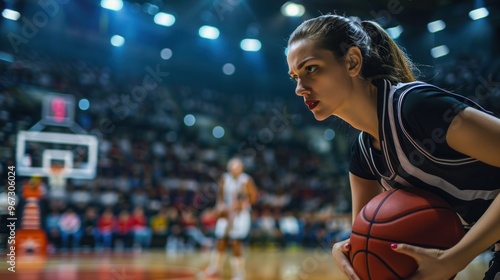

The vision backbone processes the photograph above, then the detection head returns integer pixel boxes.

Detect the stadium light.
[240,39,261,52]
[213,126,225,138]
[2,9,21,21]
[469,7,489,20]
[154,12,175,27]
[78,99,90,111]
[101,0,123,11]
[427,20,446,33]
[386,25,403,39]
[110,35,125,47]
[199,25,220,39]
[160,48,173,60]
[184,114,196,126]
[431,45,449,58]
[223,63,235,75]
[281,2,305,17]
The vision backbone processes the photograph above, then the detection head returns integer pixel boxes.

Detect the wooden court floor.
[0,249,490,280]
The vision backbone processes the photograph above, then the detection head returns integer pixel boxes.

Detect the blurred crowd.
[0,51,499,253]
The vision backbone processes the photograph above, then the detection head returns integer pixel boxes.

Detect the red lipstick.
[305,100,319,110]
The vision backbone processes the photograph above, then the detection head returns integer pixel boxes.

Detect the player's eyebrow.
[288,57,316,76]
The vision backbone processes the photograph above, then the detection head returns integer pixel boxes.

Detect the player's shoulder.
[376,79,441,109]
[221,172,230,181]
[391,81,452,112]
[391,80,442,96]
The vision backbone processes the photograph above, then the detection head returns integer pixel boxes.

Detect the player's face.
[287,40,353,121]
[228,160,243,176]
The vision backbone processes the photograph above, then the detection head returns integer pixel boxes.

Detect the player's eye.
[305,65,317,74]
[289,75,298,83]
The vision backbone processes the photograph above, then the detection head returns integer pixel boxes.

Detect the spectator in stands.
[131,188,149,208]
[58,208,82,251]
[278,211,302,249]
[267,187,291,211]
[252,208,280,248]
[44,207,62,251]
[300,212,321,248]
[96,208,115,250]
[114,209,134,250]
[115,173,131,193]
[199,207,217,238]
[150,207,168,248]
[131,206,151,251]
[171,186,190,209]
[100,186,119,208]
[70,187,92,214]
[179,207,213,250]
[80,207,99,250]
[324,214,352,245]
[165,207,184,253]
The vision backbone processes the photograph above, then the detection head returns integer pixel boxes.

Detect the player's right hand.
[332,238,360,280]
[216,203,228,218]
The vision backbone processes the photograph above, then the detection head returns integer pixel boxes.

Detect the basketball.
[349,188,465,280]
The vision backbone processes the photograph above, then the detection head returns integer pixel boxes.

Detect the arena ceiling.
[1,0,499,94]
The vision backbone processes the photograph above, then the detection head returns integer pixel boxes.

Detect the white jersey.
[215,172,252,239]
[222,172,250,207]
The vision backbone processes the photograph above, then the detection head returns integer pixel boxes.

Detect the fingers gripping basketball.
[349,188,465,280]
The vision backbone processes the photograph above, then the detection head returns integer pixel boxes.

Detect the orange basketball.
[349,188,465,280]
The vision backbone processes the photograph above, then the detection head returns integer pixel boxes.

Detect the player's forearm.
[233,199,250,211]
[217,190,224,205]
[443,193,500,270]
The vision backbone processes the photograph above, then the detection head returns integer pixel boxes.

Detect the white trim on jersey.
[385,80,499,202]
[395,83,478,165]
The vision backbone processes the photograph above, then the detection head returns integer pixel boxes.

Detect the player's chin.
[312,112,329,121]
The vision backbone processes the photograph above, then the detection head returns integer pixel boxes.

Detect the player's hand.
[216,203,228,218]
[332,238,360,280]
[391,243,464,280]
[232,202,243,212]
[232,201,249,212]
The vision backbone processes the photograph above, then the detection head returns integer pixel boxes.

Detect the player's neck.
[337,81,380,144]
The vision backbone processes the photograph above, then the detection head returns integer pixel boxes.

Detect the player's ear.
[345,46,363,77]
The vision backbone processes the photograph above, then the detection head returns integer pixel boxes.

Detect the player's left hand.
[232,202,243,212]
[232,201,249,212]
[391,243,464,280]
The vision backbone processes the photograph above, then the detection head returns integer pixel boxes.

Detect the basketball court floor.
[0,249,490,280]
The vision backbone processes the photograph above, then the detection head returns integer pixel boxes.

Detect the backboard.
[16,131,98,180]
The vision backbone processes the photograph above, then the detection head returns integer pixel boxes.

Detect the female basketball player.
[204,157,258,280]
[286,15,500,280]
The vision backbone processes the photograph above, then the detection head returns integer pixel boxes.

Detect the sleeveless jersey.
[222,172,250,206]
[215,172,252,239]
[350,79,500,227]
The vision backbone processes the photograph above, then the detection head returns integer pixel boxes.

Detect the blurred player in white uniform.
[204,157,258,280]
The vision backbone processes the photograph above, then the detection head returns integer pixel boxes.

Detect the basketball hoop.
[48,164,67,189]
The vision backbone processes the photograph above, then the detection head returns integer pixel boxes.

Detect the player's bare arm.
[348,173,384,222]
[447,107,500,168]
[216,177,227,218]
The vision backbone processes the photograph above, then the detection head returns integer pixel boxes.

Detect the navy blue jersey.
[350,79,500,227]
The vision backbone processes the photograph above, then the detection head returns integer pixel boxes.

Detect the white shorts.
[214,210,251,240]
